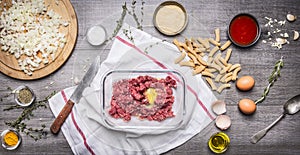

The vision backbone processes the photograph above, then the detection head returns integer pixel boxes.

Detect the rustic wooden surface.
[1,0,300,154]
[0,0,78,80]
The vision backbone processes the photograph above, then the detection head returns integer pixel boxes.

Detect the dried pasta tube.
[192,65,206,75]
[206,68,218,73]
[232,67,241,80]
[179,61,195,67]
[229,64,241,72]
[196,47,207,53]
[202,70,215,78]
[173,39,182,52]
[220,40,232,51]
[215,28,220,42]
[185,38,193,49]
[224,48,232,62]
[219,64,232,74]
[215,74,223,82]
[207,56,214,64]
[209,46,220,57]
[188,53,200,65]
[214,54,225,68]
[197,37,210,49]
[210,62,222,71]
[219,56,228,67]
[220,72,233,83]
[206,77,217,90]
[217,84,231,93]
[209,38,221,46]
[174,51,186,64]
[225,76,233,83]
[195,54,208,66]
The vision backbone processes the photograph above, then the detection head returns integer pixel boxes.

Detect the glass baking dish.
[101,70,186,131]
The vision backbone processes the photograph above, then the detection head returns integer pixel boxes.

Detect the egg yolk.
[236,76,255,91]
[238,98,256,115]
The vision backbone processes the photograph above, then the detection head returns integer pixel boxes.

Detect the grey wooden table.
[1,0,300,154]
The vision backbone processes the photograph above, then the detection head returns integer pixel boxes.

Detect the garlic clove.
[215,115,231,130]
[212,100,226,115]
[276,38,287,45]
[287,14,296,22]
[293,30,299,41]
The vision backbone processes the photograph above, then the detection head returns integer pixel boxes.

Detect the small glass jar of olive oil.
[208,132,230,154]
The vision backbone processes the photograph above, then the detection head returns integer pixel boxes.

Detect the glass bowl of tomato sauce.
[228,13,261,47]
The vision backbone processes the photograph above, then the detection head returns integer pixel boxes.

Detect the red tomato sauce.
[229,15,259,46]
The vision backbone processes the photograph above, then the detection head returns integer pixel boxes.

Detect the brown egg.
[236,76,255,91]
[238,98,256,115]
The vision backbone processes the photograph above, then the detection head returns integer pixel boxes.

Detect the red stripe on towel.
[116,36,215,120]
[61,90,95,155]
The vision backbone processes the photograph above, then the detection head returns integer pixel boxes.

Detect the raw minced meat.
[108,75,177,122]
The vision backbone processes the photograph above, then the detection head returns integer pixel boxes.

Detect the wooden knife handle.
[50,100,74,134]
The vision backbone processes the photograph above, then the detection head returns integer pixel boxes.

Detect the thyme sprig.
[126,0,144,30]
[255,57,284,104]
[107,3,128,41]
[4,91,56,141]
[144,40,166,54]
[107,0,145,42]
[0,87,13,102]
[123,27,134,44]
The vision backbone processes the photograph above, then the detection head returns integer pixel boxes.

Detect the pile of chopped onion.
[0,0,69,75]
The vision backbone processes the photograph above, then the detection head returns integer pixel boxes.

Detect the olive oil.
[208,132,230,154]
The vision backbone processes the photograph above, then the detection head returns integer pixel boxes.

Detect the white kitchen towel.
[49,24,216,155]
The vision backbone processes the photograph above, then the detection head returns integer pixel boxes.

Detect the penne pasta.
[187,53,200,65]
[215,28,220,42]
[209,46,220,57]
[173,39,182,52]
[179,61,195,67]
[232,67,241,80]
[174,51,187,64]
[202,70,215,78]
[206,77,217,90]
[220,40,232,51]
[215,74,223,82]
[220,72,233,83]
[229,64,241,72]
[219,56,228,67]
[217,84,231,93]
[209,38,221,46]
[192,65,206,75]
[224,48,232,62]
[197,37,210,49]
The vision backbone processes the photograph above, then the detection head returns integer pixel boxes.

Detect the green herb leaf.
[255,57,284,104]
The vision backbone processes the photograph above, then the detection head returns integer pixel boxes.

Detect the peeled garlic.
[293,30,299,40]
[276,38,287,45]
[212,100,226,115]
[287,14,296,22]
[215,115,231,130]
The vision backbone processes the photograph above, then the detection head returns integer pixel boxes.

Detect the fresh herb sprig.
[0,87,13,102]
[255,57,284,104]
[126,0,144,30]
[4,91,56,141]
[108,0,145,42]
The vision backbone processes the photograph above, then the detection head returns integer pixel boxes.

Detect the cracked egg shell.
[215,115,231,131]
[212,100,227,115]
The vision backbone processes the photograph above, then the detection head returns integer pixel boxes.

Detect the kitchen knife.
[50,56,101,134]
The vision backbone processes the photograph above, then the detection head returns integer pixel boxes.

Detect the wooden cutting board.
[0,0,77,80]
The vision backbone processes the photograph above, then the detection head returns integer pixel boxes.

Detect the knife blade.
[50,56,101,134]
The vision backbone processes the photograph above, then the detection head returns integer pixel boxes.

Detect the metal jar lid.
[153,1,188,36]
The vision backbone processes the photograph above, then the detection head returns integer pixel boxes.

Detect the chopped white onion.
[0,0,69,75]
